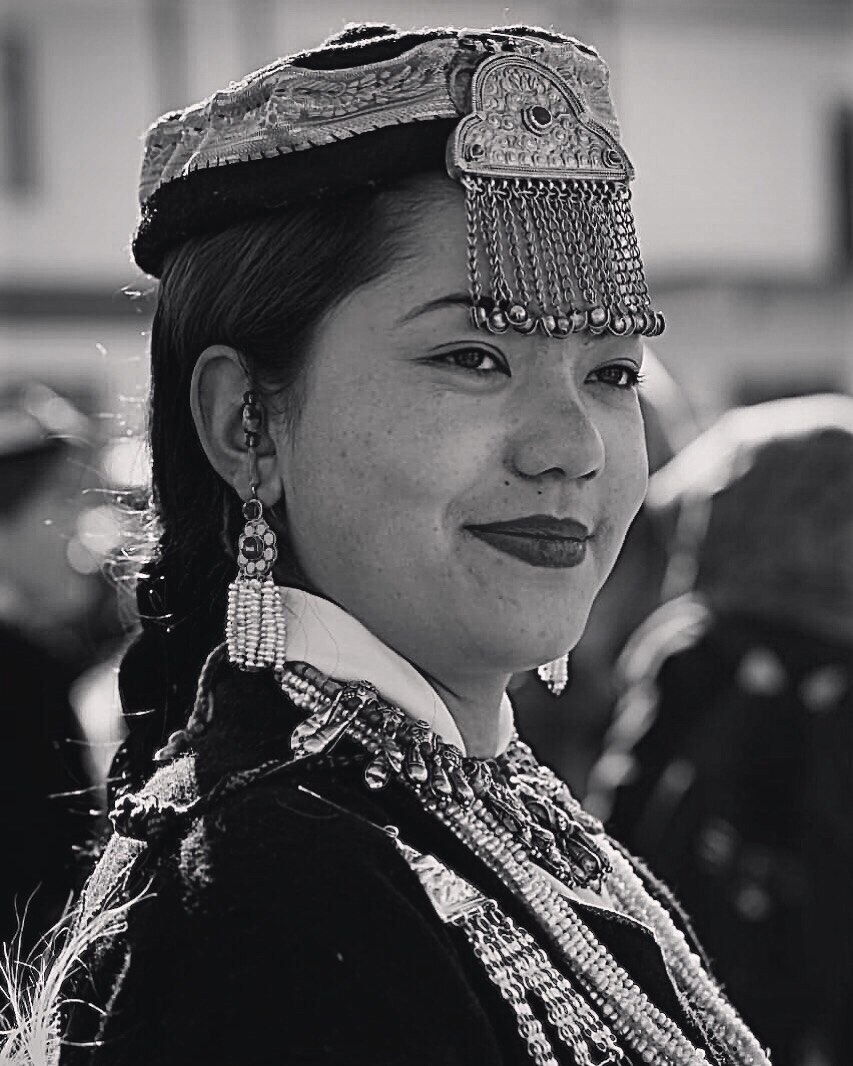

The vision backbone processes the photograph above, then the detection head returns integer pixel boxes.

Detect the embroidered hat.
[134,23,663,339]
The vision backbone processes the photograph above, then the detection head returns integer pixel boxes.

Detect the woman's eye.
[432,348,509,376]
[591,364,642,389]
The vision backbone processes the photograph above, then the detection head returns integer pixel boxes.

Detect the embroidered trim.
[139,35,619,202]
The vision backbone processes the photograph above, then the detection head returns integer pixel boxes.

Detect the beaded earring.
[537,653,570,697]
[225,390,288,673]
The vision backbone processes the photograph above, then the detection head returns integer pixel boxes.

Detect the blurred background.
[3,0,852,411]
[0,1,851,1061]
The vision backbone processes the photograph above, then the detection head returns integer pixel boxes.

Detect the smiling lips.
[465,515,592,569]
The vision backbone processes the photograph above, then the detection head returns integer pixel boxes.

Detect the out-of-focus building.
[1,0,851,420]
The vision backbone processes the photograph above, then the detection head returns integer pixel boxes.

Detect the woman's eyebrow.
[398,292,471,323]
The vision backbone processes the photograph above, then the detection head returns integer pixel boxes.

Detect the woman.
[5,24,767,1066]
[588,396,853,1065]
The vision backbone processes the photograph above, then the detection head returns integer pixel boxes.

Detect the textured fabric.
[0,624,91,952]
[61,666,717,1065]
[134,117,456,278]
[132,24,618,276]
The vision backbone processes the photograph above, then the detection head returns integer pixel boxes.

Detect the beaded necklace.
[279,662,771,1066]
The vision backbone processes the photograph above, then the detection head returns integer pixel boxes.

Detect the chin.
[466,600,592,675]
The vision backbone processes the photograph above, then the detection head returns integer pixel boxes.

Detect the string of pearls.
[435,790,709,1065]
[226,576,287,672]
[505,742,768,1064]
[455,898,625,1066]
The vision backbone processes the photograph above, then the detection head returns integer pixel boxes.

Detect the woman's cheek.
[602,413,647,518]
[369,410,472,504]
[618,445,649,529]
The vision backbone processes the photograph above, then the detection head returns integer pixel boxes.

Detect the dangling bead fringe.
[537,654,570,696]
[225,497,287,672]
[446,53,664,340]
[226,575,287,672]
[461,175,664,339]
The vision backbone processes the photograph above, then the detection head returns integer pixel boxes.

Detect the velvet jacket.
[1,624,90,952]
[61,666,722,1066]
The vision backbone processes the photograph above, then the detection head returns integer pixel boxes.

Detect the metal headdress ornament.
[133,25,663,339]
[449,51,663,339]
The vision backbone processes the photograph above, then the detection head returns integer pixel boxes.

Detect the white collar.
[279,590,625,914]
[281,587,515,758]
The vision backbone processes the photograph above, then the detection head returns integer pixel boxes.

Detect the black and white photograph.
[0,2,851,1064]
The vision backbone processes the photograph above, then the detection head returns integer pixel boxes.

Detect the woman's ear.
[190,346,283,507]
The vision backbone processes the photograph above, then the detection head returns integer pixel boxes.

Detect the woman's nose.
[506,386,606,483]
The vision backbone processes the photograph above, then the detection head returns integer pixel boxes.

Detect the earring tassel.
[226,499,287,672]
[537,654,570,697]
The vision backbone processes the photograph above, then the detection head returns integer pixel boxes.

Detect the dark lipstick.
[464,515,591,569]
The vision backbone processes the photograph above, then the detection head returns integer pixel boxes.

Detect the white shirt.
[281,587,514,757]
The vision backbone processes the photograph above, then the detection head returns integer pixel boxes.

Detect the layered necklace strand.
[499,741,764,1064]
[392,838,626,1066]
[278,664,770,1066]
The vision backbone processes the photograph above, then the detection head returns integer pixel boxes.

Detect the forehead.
[333,176,642,361]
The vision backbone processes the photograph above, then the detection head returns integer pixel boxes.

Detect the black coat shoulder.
[65,695,519,1065]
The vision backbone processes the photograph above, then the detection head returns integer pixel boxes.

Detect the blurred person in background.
[513,348,698,794]
[0,384,97,951]
[588,394,853,1066]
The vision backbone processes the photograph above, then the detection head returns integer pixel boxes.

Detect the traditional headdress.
[134,23,663,339]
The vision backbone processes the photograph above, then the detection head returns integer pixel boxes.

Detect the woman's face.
[275,177,648,684]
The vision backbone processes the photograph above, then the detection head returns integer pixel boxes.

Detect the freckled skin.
[274,176,647,743]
